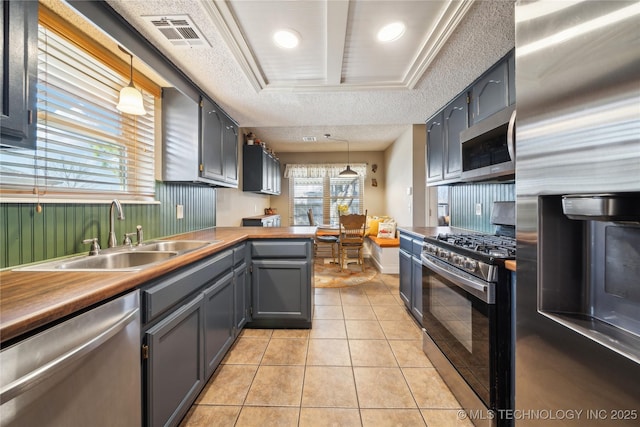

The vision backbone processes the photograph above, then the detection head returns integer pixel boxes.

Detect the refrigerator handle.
[507,109,516,162]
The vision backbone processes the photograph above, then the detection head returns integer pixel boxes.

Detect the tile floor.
[180,266,473,427]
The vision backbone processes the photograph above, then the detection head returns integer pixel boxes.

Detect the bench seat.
[365,236,400,274]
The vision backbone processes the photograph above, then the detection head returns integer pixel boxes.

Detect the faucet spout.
[108,199,125,248]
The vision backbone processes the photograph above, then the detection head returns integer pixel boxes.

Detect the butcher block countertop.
[505,260,516,271]
[0,227,315,344]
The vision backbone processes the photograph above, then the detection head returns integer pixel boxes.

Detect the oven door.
[421,254,496,409]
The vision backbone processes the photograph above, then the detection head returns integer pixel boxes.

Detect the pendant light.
[116,46,146,116]
[324,134,358,176]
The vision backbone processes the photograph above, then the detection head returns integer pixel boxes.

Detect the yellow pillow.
[367,219,380,236]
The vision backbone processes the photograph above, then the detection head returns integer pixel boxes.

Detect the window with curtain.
[0,7,158,200]
[285,164,366,226]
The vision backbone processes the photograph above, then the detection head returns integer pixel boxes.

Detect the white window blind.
[0,23,156,199]
[288,166,365,226]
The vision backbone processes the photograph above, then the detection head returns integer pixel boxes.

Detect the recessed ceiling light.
[273,29,300,49]
[377,22,406,42]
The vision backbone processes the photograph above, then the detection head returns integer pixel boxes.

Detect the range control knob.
[438,249,450,260]
[463,259,478,272]
[452,255,464,266]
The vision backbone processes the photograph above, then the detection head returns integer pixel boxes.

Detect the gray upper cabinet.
[243,145,281,195]
[201,97,239,188]
[161,88,238,188]
[426,91,468,185]
[470,58,509,125]
[508,53,516,106]
[426,112,444,184]
[1,0,37,149]
[443,93,468,180]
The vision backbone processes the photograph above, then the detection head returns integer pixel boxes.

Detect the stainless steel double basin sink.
[14,240,220,272]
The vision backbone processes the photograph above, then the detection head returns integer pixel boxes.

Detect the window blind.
[288,169,364,226]
[0,21,156,199]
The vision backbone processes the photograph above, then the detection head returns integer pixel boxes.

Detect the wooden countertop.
[0,227,315,344]
[396,226,466,239]
[505,260,516,271]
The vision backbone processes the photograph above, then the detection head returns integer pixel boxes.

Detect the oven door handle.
[421,254,494,304]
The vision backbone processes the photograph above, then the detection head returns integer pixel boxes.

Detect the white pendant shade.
[117,83,146,115]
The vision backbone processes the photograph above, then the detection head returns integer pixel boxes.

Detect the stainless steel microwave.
[460,105,516,182]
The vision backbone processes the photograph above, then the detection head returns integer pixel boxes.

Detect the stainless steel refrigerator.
[515,1,640,426]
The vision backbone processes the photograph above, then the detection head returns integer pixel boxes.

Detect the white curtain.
[284,163,368,178]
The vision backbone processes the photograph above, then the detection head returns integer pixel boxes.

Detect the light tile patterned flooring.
[180,267,473,427]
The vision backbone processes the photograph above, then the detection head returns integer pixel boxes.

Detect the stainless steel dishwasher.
[0,290,141,427]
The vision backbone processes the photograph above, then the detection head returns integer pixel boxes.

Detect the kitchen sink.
[57,251,177,270]
[133,240,216,253]
[13,240,221,272]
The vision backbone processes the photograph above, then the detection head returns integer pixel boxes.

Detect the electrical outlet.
[475,203,482,216]
[176,204,184,219]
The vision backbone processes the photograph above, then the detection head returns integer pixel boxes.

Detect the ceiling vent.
[302,136,317,142]
[144,15,210,48]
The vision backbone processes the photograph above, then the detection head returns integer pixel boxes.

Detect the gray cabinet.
[426,91,468,185]
[398,231,424,325]
[1,0,37,149]
[243,145,281,195]
[161,89,238,188]
[144,294,204,427]
[443,92,468,181]
[233,243,250,330]
[470,58,509,125]
[201,97,239,188]
[242,214,281,227]
[141,250,233,427]
[426,113,444,184]
[248,239,313,328]
[203,271,235,378]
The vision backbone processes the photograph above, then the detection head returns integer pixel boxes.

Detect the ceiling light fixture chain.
[324,133,358,176]
[116,45,146,116]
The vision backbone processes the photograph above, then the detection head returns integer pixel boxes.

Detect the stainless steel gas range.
[421,202,515,427]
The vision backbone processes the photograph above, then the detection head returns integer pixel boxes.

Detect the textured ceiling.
[102,0,515,153]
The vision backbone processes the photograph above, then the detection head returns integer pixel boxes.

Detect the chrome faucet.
[108,199,125,248]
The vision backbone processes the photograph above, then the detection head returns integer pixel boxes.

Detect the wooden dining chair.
[308,208,339,263]
[338,210,367,271]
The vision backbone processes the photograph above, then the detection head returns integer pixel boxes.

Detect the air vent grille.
[144,15,210,48]
[302,136,317,142]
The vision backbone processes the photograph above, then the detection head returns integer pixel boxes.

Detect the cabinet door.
[1,0,37,148]
[411,255,423,325]
[234,263,249,331]
[443,93,468,180]
[200,98,224,182]
[203,271,235,378]
[251,259,310,321]
[222,116,238,186]
[470,60,509,125]
[145,294,204,427]
[399,249,412,309]
[426,112,444,184]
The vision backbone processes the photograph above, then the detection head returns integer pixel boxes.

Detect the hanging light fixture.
[116,46,146,116]
[324,134,358,176]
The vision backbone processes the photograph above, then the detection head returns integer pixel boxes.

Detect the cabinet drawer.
[412,239,424,256]
[400,234,413,252]
[251,240,310,258]
[142,250,232,323]
[233,243,246,266]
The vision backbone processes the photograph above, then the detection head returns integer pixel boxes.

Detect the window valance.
[284,163,367,178]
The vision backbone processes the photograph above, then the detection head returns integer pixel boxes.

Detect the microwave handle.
[507,109,516,162]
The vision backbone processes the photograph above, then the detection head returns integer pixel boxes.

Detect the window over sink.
[0,6,159,201]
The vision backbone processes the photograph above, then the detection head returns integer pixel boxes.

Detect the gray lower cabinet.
[203,271,235,378]
[141,249,233,427]
[145,294,204,427]
[399,231,424,325]
[248,239,313,328]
